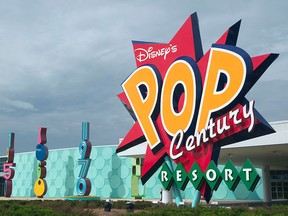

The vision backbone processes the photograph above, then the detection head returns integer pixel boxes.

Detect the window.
[0,157,7,172]
[270,170,288,199]
[0,177,5,196]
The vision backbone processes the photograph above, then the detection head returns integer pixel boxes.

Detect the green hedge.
[0,200,288,216]
[128,204,288,216]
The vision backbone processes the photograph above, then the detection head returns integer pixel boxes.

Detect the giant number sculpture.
[34,127,48,198]
[3,132,16,197]
[76,122,92,196]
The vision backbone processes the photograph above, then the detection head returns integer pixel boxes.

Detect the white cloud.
[0,97,36,111]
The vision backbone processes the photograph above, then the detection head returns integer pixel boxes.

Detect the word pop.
[34,127,48,198]
[122,45,252,152]
[3,132,16,197]
[76,122,92,196]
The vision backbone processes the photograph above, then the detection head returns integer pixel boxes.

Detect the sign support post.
[164,156,182,206]
[192,190,201,207]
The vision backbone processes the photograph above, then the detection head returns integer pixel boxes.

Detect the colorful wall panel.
[9,145,263,201]
[11,146,132,198]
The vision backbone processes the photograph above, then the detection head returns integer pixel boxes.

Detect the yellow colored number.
[34,178,47,198]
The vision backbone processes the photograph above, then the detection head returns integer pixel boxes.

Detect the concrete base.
[161,189,172,204]
[65,196,101,201]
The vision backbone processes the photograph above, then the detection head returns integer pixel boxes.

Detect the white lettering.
[216,116,230,134]
[225,169,233,181]
[195,128,209,147]
[161,171,168,182]
[207,118,216,138]
[185,135,195,151]
[192,170,198,181]
[229,109,242,125]
[169,100,256,159]
[176,170,182,182]
[243,100,255,132]
[206,169,217,181]
[135,45,178,62]
[243,168,252,181]
[170,130,184,160]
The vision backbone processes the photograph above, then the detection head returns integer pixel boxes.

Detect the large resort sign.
[116,12,278,204]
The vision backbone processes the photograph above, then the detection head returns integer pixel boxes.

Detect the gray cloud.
[0,0,287,155]
[247,80,288,121]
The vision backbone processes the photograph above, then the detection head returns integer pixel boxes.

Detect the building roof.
[220,120,288,169]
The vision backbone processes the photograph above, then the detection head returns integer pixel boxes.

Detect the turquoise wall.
[11,145,264,201]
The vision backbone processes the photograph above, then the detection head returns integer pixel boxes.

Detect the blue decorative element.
[82,122,89,141]
[36,144,48,161]
[78,159,91,178]
[192,190,201,208]
[76,122,92,196]
[76,178,91,196]
[164,156,182,206]
[79,141,92,159]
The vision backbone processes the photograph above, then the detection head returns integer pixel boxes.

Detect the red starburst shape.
[116,12,278,202]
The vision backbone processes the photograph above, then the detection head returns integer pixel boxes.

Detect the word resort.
[159,159,260,192]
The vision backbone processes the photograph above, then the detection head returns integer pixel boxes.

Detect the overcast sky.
[0,0,287,155]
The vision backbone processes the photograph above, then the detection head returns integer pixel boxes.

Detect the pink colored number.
[3,163,15,180]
